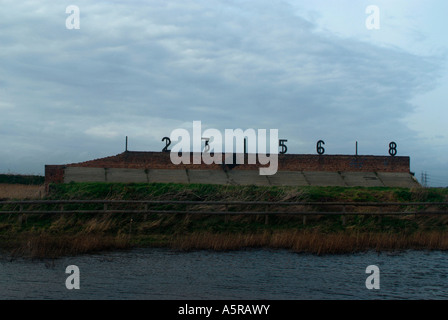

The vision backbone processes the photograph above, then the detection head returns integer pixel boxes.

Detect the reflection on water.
[1,248,448,300]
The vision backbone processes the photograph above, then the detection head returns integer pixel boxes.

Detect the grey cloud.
[0,0,444,177]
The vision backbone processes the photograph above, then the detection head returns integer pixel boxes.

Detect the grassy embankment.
[0,173,447,258]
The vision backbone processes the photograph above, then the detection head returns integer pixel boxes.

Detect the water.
[1,248,448,300]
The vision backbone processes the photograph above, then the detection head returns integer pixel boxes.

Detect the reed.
[2,221,448,258]
[169,230,448,254]
[0,184,44,200]
[8,233,130,259]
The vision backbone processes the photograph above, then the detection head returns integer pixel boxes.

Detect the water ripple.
[1,249,448,299]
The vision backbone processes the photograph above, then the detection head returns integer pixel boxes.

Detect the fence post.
[303,215,307,225]
[341,205,346,226]
[17,205,24,225]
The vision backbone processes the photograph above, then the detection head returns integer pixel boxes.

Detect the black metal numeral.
[279,139,288,154]
[389,141,397,156]
[317,140,325,155]
[162,137,171,152]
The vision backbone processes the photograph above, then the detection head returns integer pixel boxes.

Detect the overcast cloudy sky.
[0,0,446,186]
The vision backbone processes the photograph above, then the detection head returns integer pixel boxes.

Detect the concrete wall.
[61,167,420,188]
[46,151,418,188]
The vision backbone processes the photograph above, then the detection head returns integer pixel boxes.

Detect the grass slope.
[0,182,447,258]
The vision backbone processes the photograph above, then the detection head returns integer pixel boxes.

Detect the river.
[1,248,447,300]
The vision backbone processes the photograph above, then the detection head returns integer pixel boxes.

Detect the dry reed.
[9,234,130,259]
[0,184,44,200]
[170,230,448,254]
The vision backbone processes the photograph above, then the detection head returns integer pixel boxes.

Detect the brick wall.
[44,165,65,191]
[45,151,411,185]
[274,154,409,173]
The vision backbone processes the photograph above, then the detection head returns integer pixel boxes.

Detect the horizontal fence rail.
[0,200,447,216]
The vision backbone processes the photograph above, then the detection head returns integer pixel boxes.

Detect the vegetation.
[0,181,447,258]
[46,182,447,202]
[0,174,45,185]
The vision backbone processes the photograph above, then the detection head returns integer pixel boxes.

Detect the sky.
[0,0,446,186]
